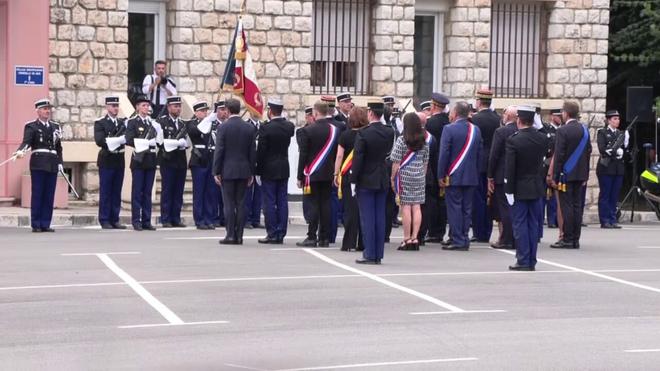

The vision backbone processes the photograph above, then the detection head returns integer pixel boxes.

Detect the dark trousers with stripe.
[357,187,387,261]
[243,183,262,227]
[159,166,186,225]
[262,179,289,241]
[512,198,542,267]
[471,173,492,241]
[329,186,339,243]
[215,184,225,225]
[30,170,58,229]
[341,182,362,250]
[446,185,475,248]
[191,164,218,227]
[598,174,623,226]
[131,169,156,227]
[494,184,514,245]
[558,181,584,245]
[98,167,124,226]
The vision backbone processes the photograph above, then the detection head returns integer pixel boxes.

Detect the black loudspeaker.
[626,86,654,123]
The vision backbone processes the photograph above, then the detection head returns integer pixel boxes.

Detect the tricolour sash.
[394,149,417,205]
[337,149,353,200]
[558,124,589,192]
[303,124,338,194]
[447,122,477,176]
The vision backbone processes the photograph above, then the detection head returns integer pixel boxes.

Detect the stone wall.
[49,0,129,139]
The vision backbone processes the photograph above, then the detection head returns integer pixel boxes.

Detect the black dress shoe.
[600,224,613,229]
[112,224,127,229]
[611,223,622,229]
[258,237,277,244]
[32,228,42,233]
[219,238,237,245]
[509,264,535,271]
[172,222,187,228]
[41,228,55,232]
[547,224,558,229]
[356,258,379,265]
[133,224,143,231]
[142,225,157,231]
[442,245,469,251]
[213,222,222,228]
[318,240,330,247]
[356,246,364,252]
[391,222,399,228]
[470,237,488,243]
[490,242,513,249]
[237,238,243,245]
[197,225,209,230]
[244,224,253,229]
[440,239,453,247]
[252,223,265,229]
[550,240,568,248]
[206,225,215,230]
[101,224,114,230]
[384,237,390,243]
[296,238,317,247]
[424,237,444,244]
[161,223,173,228]
[581,223,588,227]
[551,240,578,249]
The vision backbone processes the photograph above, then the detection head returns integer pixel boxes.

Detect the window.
[489,1,547,98]
[311,0,371,95]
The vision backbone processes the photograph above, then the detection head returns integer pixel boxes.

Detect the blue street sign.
[15,66,44,86]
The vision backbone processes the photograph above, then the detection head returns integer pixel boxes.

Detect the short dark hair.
[314,101,329,116]
[454,101,470,118]
[348,107,368,129]
[403,112,425,152]
[155,60,167,66]
[518,116,533,126]
[269,106,283,116]
[562,101,579,119]
[226,98,241,114]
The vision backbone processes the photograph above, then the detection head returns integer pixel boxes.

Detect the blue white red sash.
[448,123,477,176]
[303,124,338,194]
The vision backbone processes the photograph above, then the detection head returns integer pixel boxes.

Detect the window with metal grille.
[311,0,371,95]
[489,1,548,98]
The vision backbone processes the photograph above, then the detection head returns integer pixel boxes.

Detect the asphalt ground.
[1,223,660,370]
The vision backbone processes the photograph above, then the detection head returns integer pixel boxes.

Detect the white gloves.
[14,150,25,159]
[255,175,262,186]
[148,138,157,147]
[351,184,356,197]
[616,148,624,159]
[105,136,126,151]
[505,193,515,206]
[177,138,187,148]
[58,164,64,173]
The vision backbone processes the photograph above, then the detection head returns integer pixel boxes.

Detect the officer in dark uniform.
[438,101,483,251]
[157,96,188,228]
[125,95,162,231]
[504,105,550,271]
[551,101,592,249]
[14,99,63,233]
[487,106,518,249]
[187,101,218,230]
[423,93,450,244]
[470,88,500,243]
[352,100,395,264]
[335,92,352,124]
[545,109,563,228]
[93,96,127,229]
[244,114,264,229]
[420,100,432,118]
[299,106,315,224]
[296,101,339,247]
[257,98,295,244]
[597,109,627,229]
[212,100,228,228]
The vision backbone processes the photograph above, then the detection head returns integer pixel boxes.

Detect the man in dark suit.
[438,101,483,251]
[596,109,627,229]
[213,100,228,228]
[14,98,64,233]
[352,101,395,264]
[125,95,163,231]
[94,96,127,229]
[157,96,188,228]
[551,101,592,249]
[187,101,218,230]
[487,106,518,249]
[320,95,344,243]
[504,105,550,271]
[257,98,295,244]
[214,98,257,245]
[296,101,339,247]
[470,88,500,243]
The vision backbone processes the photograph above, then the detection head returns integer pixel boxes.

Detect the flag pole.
[240,0,246,18]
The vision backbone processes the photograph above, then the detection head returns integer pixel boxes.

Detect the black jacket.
[297,118,339,183]
[213,116,257,179]
[351,122,395,190]
[125,116,158,170]
[596,127,626,176]
[426,132,440,188]
[553,119,592,182]
[504,128,549,200]
[94,115,126,169]
[18,119,63,173]
[472,109,501,173]
[157,115,188,169]
[425,112,449,141]
[488,122,518,185]
[256,117,295,180]
[187,118,214,168]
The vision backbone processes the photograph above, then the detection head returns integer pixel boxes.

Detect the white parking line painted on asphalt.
[273,357,478,370]
[410,310,507,315]
[490,248,660,294]
[637,246,660,249]
[118,320,229,329]
[624,349,660,353]
[60,252,141,256]
[303,248,466,312]
[0,282,124,291]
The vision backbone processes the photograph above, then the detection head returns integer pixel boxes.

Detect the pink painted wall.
[0,0,50,199]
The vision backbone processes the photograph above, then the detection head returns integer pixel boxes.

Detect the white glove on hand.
[351,184,356,197]
[177,138,187,148]
[148,138,157,147]
[506,193,515,206]
[605,149,613,156]
[119,135,127,145]
[616,148,624,159]
[14,150,25,159]
[58,164,64,173]
[255,175,262,186]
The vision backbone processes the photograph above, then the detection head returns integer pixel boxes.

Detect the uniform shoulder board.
[95,116,106,121]
[160,115,168,119]
[511,131,520,137]
[49,120,61,126]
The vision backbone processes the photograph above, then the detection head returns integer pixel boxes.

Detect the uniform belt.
[33,149,57,154]
[111,149,125,154]
[193,145,207,149]
[209,146,215,150]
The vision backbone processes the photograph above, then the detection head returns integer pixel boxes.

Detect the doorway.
[127,0,165,104]
[413,12,444,108]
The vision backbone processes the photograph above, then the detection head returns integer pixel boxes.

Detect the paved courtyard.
[1,223,660,370]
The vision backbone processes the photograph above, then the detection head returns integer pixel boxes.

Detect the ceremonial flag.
[222,18,264,118]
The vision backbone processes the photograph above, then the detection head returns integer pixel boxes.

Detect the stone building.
[0,0,610,207]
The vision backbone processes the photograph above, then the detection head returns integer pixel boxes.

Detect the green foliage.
[609,0,660,67]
